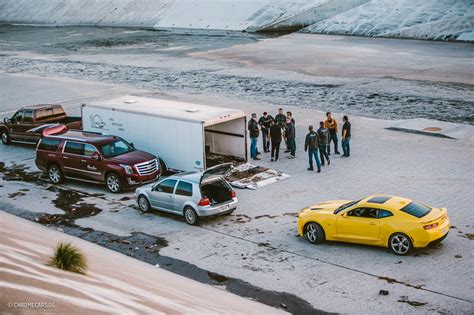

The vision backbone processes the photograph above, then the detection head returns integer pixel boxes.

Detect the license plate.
[220,204,229,212]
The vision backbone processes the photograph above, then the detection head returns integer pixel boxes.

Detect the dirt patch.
[36,186,102,226]
[0,162,45,185]
[254,214,279,219]
[8,191,26,199]
[119,196,132,201]
[378,276,425,289]
[233,214,252,224]
[398,296,427,307]
[459,233,474,240]
[207,271,230,283]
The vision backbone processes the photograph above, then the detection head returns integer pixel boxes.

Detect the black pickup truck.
[0,104,82,145]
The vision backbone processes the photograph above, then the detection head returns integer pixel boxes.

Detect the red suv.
[36,130,160,193]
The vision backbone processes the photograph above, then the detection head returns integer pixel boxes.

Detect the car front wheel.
[389,233,413,255]
[138,195,150,212]
[1,130,11,145]
[305,222,325,244]
[106,173,122,193]
[184,207,199,225]
[48,164,64,184]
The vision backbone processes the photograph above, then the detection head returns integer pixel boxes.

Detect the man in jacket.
[284,111,295,152]
[304,125,321,172]
[270,121,282,161]
[324,112,341,155]
[258,112,273,153]
[248,113,260,160]
[342,115,351,157]
[286,118,296,158]
[317,121,330,166]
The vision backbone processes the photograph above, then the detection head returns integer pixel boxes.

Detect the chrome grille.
[135,159,158,176]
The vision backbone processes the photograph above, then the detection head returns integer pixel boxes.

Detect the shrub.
[49,242,87,274]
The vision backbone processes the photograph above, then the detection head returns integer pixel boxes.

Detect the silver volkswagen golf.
[134,163,238,225]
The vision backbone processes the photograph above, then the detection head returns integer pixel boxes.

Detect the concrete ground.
[0,73,473,314]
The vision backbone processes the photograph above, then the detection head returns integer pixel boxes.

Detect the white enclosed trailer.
[81,96,247,172]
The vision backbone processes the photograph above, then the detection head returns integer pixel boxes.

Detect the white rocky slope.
[0,0,472,41]
[302,0,474,41]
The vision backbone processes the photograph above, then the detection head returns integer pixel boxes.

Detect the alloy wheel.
[1,131,10,144]
[107,174,121,193]
[49,166,61,184]
[306,223,318,243]
[390,234,411,255]
[138,195,150,212]
[184,208,197,225]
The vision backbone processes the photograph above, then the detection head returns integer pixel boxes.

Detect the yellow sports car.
[297,195,450,255]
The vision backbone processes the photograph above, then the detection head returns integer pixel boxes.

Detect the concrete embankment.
[1,0,471,41]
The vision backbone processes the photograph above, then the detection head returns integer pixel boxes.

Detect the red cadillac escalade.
[35,130,160,193]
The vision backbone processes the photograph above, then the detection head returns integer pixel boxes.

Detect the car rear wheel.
[389,233,413,255]
[106,173,122,193]
[184,207,199,225]
[48,164,64,184]
[305,222,325,244]
[1,130,11,145]
[159,159,167,176]
[138,195,150,212]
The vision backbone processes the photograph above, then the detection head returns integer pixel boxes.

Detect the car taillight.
[231,190,236,198]
[198,197,210,206]
[424,223,439,230]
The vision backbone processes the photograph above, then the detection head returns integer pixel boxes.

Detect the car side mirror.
[342,212,347,217]
[92,152,101,161]
[130,142,135,148]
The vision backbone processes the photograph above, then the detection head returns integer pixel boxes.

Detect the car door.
[81,144,104,182]
[174,180,194,213]
[336,207,381,242]
[149,179,177,211]
[62,141,87,178]
[21,110,38,142]
[9,110,24,140]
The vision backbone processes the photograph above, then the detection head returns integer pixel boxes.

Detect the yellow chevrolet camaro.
[297,195,450,255]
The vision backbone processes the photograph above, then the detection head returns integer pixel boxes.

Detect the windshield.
[334,199,361,214]
[100,139,135,158]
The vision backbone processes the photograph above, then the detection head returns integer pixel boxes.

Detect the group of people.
[248,110,351,173]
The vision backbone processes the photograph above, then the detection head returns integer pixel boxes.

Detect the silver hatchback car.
[134,163,238,225]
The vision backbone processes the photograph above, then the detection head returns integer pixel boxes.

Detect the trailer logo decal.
[90,114,107,129]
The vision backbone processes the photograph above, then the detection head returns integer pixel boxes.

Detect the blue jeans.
[250,137,258,158]
[308,149,321,170]
[329,133,339,154]
[342,137,351,157]
[262,128,269,151]
[288,138,296,156]
[319,144,329,164]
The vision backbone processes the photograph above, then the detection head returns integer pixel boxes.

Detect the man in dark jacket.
[317,121,330,166]
[341,115,351,157]
[304,125,321,172]
[248,113,260,160]
[286,118,296,158]
[270,121,282,161]
[258,112,273,153]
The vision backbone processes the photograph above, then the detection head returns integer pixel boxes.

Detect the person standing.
[286,118,296,158]
[274,108,286,125]
[342,115,351,157]
[304,125,321,172]
[258,112,273,153]
[284,111,295,152]
[270,121,282,161]
[317,121,330,166]
[324,112,341,155]
[248,113,260,160]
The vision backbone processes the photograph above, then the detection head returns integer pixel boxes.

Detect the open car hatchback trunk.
[200,179,233,206]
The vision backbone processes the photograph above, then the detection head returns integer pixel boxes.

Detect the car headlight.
[120,164,133,175]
